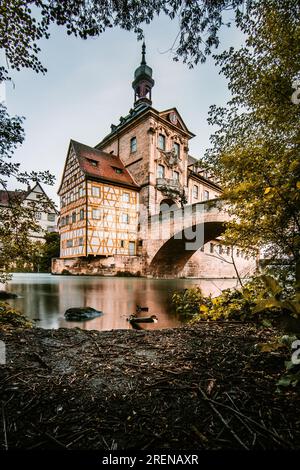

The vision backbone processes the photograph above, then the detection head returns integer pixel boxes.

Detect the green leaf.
[260,275,282,297]
[277,376,293,387]
[253,298,282,313]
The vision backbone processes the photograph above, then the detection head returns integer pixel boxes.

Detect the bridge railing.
[148,198,224,224]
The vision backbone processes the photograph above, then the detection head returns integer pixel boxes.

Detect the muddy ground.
[0,323,299,450]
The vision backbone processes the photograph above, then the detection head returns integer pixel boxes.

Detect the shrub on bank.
[0,302,34,331]
[172,275,300,328]
[172,287,205,319]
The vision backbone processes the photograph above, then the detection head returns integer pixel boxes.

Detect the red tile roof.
[0,190,28,207]
[71,140,139,189]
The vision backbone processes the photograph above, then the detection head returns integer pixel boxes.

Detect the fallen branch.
[1,403,8,450]
[198,386,249,450]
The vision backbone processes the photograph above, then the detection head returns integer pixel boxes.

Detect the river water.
[5,273,239,331]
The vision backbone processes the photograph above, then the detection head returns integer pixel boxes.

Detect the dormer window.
[113,167,123,174]
[130,136,137,153]
[87,158,98,167]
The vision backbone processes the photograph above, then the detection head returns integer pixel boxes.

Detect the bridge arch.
[148,220,226,277]
[142,200,230,277]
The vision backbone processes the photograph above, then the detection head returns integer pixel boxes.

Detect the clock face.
[169,112,178,125]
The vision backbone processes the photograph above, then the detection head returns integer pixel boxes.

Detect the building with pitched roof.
[58,140,139,258]
[0,182,58,241]
[54,44,256,278]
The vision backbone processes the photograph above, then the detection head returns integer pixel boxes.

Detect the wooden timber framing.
[58,141,139,259]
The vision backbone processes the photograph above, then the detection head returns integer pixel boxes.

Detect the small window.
[112,166,123,174]
[158,133,166,150]
[237,249,240,257]
[70,192,74,202]
[204,190,209,200]
[120,240,125,248]
[173,171,179,181]
[129,241,136,255]
[47,213,55,222]
[47,226,55,232]
[65,215,69,225]
[87,158,98,167]
[92,186,100,197]
[227,246,231,256]
[78,237,84,246]
[79,186,85,197]
[219,245,223,255]
[173,142,180,158]
[72,211,76,223]
[122,213,129,224]
[130,136,137,153]
[35,212,42,220]
[210,243,214,254]
[60,217,65,227]
[61,197,66,208]
[66,240,73,248]
[80,209,84,220]
[123,192,130,202]
[92,209,101,219]
[157,164,165,179]
[193,185,199,199]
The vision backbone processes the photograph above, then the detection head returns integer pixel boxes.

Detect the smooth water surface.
[5,274,239,331]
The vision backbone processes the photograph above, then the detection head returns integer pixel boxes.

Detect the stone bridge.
[140,199,231,277]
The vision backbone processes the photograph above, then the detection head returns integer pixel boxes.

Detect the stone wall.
[180,248,257,279]
[52,255,143,276]
[52,245,257,279]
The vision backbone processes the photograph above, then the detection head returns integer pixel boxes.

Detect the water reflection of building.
[7,275,238,331]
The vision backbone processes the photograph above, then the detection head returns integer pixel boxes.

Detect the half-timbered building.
[58,141,139,259]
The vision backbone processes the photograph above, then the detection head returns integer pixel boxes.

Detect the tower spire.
[132,42,155,107]
[141,41,146,65]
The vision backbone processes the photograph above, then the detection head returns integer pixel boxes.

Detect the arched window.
[157,164,165,179]
[159,199,178,213]
[158,134,166,150]
[173,170,179,181]
[173,142,180,158]
[130,137,137,153]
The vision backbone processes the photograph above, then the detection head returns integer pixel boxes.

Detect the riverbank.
[0,323,299,450]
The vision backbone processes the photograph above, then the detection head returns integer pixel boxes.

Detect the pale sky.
[5,12,244,206]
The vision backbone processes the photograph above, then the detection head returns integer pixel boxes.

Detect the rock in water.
[0,291,18,299]
[64,307,103,321]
